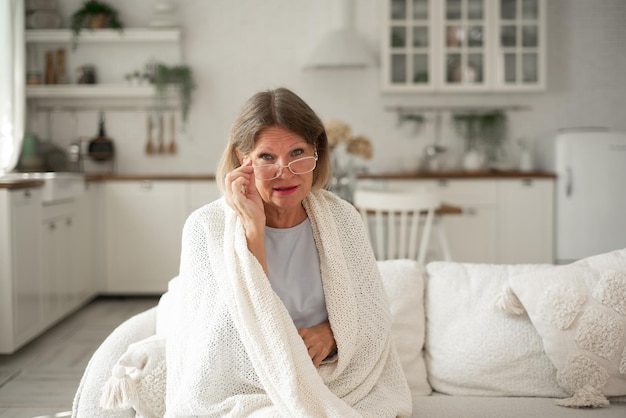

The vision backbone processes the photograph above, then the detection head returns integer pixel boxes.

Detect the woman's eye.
[259,153,274,161]
[292,149,304,157]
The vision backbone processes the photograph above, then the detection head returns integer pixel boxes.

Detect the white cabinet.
[492,0,546,90]
[187,180,221,214]
[496,178,553,263]
[0,187,43,354]
[432,179,498,263]
[382,0,545,92]
[25,28,181,103]
[360,176,553,263]
[74,186,97,300]
[101,179,219,294]
[103,181,188,294]
[41,204,73,324]
[1,185,96,354]
[41,195,96,328]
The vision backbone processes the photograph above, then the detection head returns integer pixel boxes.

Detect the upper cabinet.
[381,0,545,92]
[25,28,182,103]
[493,0,545,90]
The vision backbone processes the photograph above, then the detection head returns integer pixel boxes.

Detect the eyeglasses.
[252,152,318,180]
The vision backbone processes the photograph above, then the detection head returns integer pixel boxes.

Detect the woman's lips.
[273,185,298,195]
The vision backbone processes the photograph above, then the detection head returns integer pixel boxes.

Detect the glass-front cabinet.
[382,0,545,92]
[494,0,545,89]
[387,0,433,89]
[441,0,489,89]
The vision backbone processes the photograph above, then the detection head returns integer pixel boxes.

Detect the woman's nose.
[276,163,294,178]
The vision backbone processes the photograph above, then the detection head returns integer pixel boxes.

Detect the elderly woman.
[164,87,411,417]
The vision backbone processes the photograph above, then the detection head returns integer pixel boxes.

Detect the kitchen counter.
[0,179,44,189]
[85,170,555,182]
[86,174,215,181]
[359,170,556,179]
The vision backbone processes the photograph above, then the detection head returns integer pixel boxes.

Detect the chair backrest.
[353,188,440,266]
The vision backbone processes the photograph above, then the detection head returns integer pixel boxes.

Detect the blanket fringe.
[493,285,526,315]
[100,365,136,410]
[556,385,610,408]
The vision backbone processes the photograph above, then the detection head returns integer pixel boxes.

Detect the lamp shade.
[304,0,376,69]
[305,28,376,69]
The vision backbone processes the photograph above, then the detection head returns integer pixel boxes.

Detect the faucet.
[423,113,447,171]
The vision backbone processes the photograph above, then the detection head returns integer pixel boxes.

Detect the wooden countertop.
[359,170,556,179]
[85,170,554,182]
[0,179,45,190]
[86,174,216,181]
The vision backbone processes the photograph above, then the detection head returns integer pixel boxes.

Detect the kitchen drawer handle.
[141,180,153,190]
[66,218,72,226]
[465,207,477,216]
[522,178,533,186]
[49,222,56,230]
[24,190,31,198]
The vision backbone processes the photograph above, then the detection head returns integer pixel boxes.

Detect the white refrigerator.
[539,128,626,264]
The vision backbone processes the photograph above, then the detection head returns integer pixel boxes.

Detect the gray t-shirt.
[265,218,328,329]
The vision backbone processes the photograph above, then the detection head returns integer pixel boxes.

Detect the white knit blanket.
[161,189,411,417]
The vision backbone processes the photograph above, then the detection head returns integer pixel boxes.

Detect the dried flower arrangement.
[324,119,373,160]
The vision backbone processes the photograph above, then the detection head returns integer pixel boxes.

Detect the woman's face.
[243,126,315,215]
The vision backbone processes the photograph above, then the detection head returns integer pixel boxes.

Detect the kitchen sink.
[0,172,86,204]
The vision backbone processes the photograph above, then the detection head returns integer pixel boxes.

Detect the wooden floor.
[0,296,159,418]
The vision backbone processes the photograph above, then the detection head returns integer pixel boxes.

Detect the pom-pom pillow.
[100,334,166,418]
[425,261,566,397]
[502,248,626,408]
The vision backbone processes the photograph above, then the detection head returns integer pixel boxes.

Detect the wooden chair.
[353,188,440,266]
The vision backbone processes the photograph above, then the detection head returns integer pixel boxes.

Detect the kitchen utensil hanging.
[145,114,154,154]
[168,112,177,154]
[157,113,165,153]
[145,110,178,156]
[88,111,115,162]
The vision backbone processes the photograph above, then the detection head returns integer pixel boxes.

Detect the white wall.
[28,0,626,175]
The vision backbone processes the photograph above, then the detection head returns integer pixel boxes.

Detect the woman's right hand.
[224,160,266,233]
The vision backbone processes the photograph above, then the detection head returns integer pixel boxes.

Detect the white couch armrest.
[72,307,157,418]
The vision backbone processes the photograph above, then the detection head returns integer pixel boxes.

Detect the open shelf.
[27,84,155,99]
[25,28,181,43]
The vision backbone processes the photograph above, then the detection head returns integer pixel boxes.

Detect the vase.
[87,13,108,29]
[330,144,359,203]
[519,149,533,172]
[462,149,485,171]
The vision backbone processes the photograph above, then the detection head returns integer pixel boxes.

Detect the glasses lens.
[289,156,317,174]
[254,164,279,180]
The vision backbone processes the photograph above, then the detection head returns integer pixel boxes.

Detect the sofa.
[72,250,626,417]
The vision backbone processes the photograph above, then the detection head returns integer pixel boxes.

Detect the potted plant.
[453,111,507,170]
[71,1,123,47]
[152,63,196,125]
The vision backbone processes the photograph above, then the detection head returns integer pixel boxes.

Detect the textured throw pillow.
[424,261,566,397]
[503,248,626,408]
[100,334,166,418]
[377,259,432,396]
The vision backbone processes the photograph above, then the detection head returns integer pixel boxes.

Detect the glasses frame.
[252,152,318,181]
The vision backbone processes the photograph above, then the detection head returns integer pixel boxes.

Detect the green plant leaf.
[153,64,196,124]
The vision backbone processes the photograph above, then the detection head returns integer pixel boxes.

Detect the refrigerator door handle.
[565,166,573,197]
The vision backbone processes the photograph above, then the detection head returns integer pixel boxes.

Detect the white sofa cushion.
[424,261,566,397]
[505,248,626,408]
[378,259,432,396]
